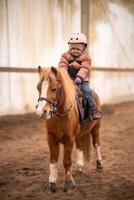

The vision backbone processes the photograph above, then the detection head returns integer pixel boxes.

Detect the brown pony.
[36,66,103,192]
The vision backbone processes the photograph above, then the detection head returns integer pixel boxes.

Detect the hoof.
[48,182,57,193]
[64,180,75,192]
[96,160,103,171]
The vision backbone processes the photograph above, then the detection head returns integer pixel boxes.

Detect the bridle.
[38,85,61,116]
[38,84,72,117]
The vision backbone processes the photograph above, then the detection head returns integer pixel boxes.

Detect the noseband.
[38,86,72,117]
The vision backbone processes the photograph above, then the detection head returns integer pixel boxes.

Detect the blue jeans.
[80,82,96,112]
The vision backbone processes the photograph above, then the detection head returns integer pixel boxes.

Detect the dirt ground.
[0,102,134,200]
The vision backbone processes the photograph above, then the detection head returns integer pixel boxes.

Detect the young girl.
[58,32,102,121]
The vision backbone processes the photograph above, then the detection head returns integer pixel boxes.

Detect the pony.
[36,66,103,192]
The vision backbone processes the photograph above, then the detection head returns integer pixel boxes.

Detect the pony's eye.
[51,88,56,92]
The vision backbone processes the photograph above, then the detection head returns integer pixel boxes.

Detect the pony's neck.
[56,68,76,114]
[57,88,66,113]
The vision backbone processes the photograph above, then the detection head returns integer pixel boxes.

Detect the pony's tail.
[81,132,91,163]
[75,132,91,163]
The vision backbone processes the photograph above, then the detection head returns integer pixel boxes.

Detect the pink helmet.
[68,32,87,44]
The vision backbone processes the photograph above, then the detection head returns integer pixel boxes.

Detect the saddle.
[76,87,91,124]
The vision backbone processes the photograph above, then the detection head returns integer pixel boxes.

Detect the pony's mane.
[58,68,76,108]
[39,67,76,108]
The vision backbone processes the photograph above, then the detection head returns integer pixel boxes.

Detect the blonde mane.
[39,67,76,109]
[58,68,76,108]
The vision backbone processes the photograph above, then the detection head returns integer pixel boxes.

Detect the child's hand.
[75,77,82,85]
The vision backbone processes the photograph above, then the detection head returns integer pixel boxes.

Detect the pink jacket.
[58,51,91,82]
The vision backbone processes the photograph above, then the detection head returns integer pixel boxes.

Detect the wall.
[0,0,81,115]
[88,0,134,104]
[0,0,134,115]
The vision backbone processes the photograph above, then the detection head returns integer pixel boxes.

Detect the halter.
[38,86,72,117]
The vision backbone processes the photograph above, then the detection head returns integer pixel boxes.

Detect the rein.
[38,86,72,117]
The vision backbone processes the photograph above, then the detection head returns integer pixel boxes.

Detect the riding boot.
[78,82,102,121]
[86,91,102,120]
[91,109,102,120]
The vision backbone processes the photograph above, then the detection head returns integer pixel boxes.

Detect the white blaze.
[36,81,48,116]
[49,163,58,183]
[40,81,48,98]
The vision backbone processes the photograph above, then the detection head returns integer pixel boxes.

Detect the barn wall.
[0,0,134,115]
[0,0,81,115]
[88,0,134,104]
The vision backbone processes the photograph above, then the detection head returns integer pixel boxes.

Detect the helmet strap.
[83,44,87,51]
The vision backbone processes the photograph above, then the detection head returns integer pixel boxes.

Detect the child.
[58,32,102,120]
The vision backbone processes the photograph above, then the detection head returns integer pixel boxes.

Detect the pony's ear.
[38,66,42,73]
[51,66,58,77]
[51,67,61,82]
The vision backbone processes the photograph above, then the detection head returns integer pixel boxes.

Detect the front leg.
[63,138,75,192]
[47,134,59,192]
[91,124,103,171]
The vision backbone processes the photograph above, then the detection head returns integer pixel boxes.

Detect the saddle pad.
[76,94,91,123]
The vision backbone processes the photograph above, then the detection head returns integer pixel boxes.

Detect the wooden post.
[81,0,90,42]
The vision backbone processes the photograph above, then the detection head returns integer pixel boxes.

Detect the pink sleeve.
[58,53,69,69]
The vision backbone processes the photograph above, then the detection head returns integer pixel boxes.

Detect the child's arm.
[58,53,69,69]
[76,55,91,81]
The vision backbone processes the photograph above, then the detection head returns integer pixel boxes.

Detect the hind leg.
[75,137,84,172]
[76,148,84,172]
[91,121,103,170]
[75,133,90,173]
[47,134,59,192]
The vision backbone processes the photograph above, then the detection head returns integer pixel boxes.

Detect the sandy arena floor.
[0,102,134,200]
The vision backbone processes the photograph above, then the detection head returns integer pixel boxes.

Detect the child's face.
[70,47,83,56]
